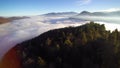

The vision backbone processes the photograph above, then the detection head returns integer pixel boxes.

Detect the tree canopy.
[17,22,120,68]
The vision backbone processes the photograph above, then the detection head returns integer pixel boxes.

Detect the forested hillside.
[17,22,120,68]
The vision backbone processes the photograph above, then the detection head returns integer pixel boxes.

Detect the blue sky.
[0,0,120,17]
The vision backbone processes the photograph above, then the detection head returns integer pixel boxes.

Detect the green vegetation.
[18,22,120,68]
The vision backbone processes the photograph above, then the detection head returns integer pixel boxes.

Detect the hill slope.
[5,22,120,68]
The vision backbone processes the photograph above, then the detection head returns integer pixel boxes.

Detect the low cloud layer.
[0,15,120,60]
[0,16,86,60]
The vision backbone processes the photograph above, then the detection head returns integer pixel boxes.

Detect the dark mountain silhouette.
[6,22,120,68]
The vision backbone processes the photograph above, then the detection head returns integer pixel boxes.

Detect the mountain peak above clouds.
[78,10,120,17]
[78,11,107,16]
[43,12,78,17]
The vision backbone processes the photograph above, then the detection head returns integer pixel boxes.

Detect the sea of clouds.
[0,15,120,60]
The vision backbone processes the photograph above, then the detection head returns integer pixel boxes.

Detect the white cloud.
[0,14,120,60]
[76,0,91,6]
[99,8,120,12]
[0,16,85,60]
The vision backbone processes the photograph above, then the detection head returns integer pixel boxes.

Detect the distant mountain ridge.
[78,10,120,17]
[0,10,120,24]
[43,12,78,16]
[42,10,120,17]
[0,17,11,24]
[0,16,29,24]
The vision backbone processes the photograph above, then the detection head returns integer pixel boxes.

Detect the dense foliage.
[17,22,120,68]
